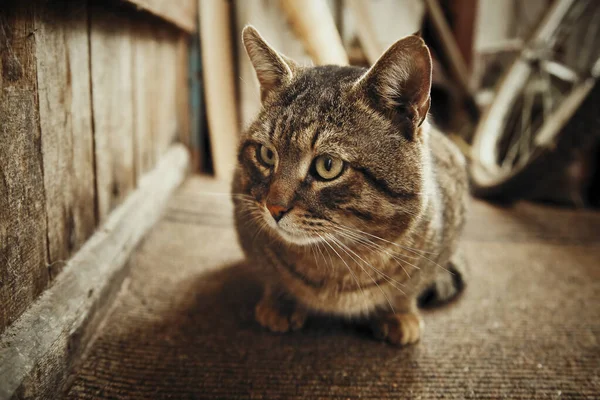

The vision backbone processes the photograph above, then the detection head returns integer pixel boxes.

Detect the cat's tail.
[417,251,467,308]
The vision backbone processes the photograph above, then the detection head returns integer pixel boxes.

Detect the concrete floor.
[66,176,600,399]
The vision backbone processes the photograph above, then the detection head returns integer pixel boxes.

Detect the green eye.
[259,145,276,166]
[314,155,344,180]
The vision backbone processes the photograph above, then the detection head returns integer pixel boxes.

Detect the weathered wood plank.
[35,2,97,270]
[90,5,136,222]
[199,0,240,179]
[123,0,197,34]
[0,144,190,400]
[132,20,186,179]
[132,18,158,177]
[153,25,179,161]
[0,1,49,334]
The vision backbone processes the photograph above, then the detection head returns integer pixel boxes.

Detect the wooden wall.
[0,0,192,334]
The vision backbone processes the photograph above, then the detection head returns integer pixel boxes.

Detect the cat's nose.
[266,203,290,222]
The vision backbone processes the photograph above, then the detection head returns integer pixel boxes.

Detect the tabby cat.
[232,26,468,346]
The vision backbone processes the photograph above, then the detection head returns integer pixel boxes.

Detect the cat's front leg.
[255,285,307,333]
[370,299,423,346]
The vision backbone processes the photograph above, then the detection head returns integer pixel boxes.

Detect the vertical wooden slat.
[447,0,478,70]
[90,5,136,222]
[153,26,178,161]
[0,2,49,333]
[35,2,96,271]
[132,19,189,180]
[199,0,239,180]
[132,19,157,178]
[176,34,190,150]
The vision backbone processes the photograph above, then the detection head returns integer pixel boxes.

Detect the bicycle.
[469,0,600,202]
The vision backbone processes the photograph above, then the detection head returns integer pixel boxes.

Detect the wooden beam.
[424,0,472,94]
[199,0,239,179]
[279,0,348,65]
[123,0,197,34]
[0,144,190,399]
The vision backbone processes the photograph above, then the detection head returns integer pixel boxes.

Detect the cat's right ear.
[242,26,297,102]
[353,35,432,130]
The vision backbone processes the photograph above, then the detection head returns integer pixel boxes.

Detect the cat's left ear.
[354,35,432,129]
[242,25,299,102]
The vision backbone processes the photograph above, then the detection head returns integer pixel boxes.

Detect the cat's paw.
[371,312,423,346]
[255,298,307,333]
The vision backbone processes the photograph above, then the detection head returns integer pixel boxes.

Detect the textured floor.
[66,176,600,399]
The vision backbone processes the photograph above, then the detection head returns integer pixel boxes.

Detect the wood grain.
[132,19,189,179]
[35,2,97,269]
[199,0,239,179]
[132,19,158,177]
[0,145,190,399]
[153,25,179,161]
[0,2,49,333]
[123,0,197,34]
[90,5,136,222]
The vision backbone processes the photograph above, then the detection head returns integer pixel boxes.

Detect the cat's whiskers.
[318,233,370,313]
[331,227,418,279]
[301,223,417,277]
[312,237,331,272]
[336,224,436,255]
[333,224,451,274]
[331,229,414,283]
[327,233,407,289]
[326,234,397,313]
[316,237,335,272]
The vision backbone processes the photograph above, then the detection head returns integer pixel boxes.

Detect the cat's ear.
[242,25,298,102]
[354,35,432,128]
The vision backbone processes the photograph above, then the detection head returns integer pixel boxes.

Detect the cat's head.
[234,26,433,246]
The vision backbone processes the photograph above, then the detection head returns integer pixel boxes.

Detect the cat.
[232,26,468,346]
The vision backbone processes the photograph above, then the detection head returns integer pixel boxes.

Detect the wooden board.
[0,2,49,333]
[90,5,136,222]
[132,20,188,180]
[153,26,179,161]
[132,19,158,177]
[0,145,190,399]
[123,0,197,34]
[199,0,239,179]
[35,2,97,269]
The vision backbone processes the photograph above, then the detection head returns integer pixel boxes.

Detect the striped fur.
[232,27,468,345]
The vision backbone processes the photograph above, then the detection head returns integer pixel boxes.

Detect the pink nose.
[266,203,290,222]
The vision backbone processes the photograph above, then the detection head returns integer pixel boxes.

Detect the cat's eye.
[258,144,276,166]
[314,155,344,180]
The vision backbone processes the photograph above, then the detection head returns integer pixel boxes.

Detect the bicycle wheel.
[469,0,600,200]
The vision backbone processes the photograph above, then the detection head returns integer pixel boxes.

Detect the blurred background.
[193,0,600,208]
